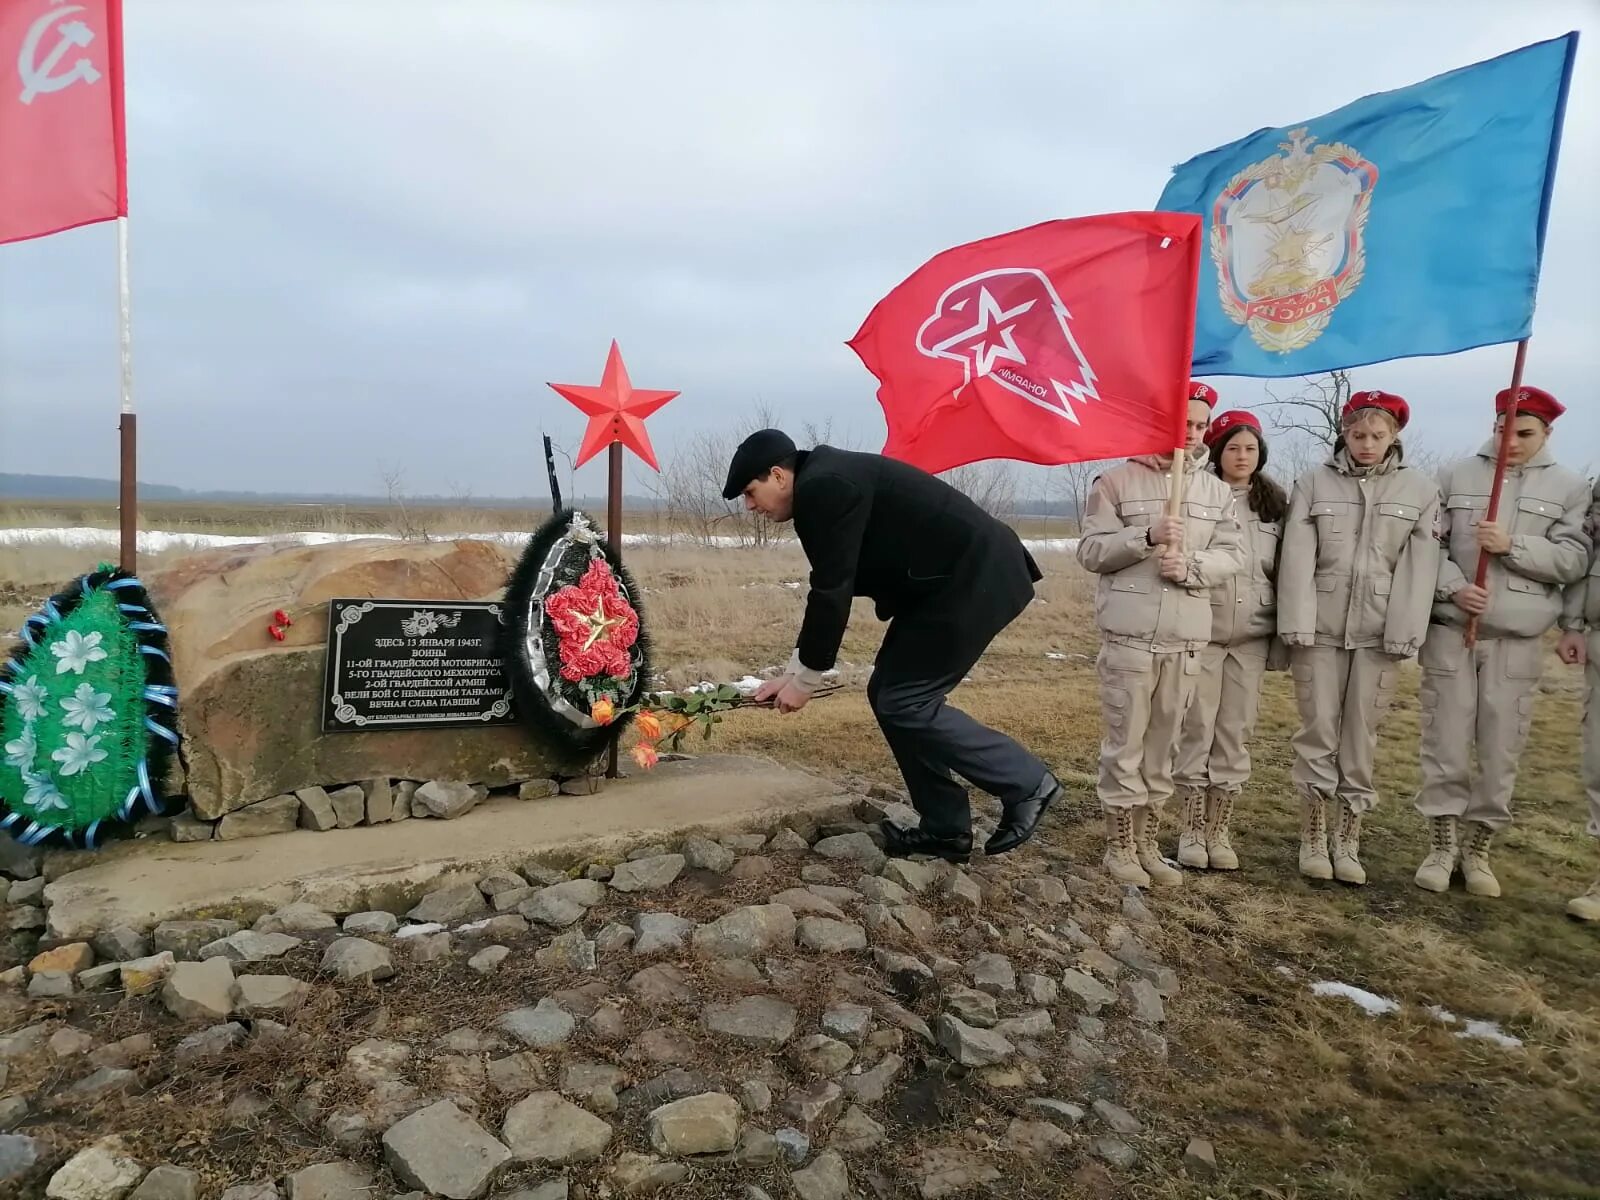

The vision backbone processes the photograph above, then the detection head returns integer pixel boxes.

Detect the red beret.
[1204,409,1262,448]
[1188,381,1218,408]
[1496,385,1564,424]
[1344,389,1409,430]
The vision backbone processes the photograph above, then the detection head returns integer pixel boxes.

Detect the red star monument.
[549,341,680,471]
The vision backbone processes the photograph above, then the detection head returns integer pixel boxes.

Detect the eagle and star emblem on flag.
[1209,127,1379,355]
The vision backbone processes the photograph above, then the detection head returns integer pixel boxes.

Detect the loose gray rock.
[1017,876,1069,906]
[50,1027,97,1058]
[118,952,176,995]
[518,893,584,929]
[535,930,597,973]
[944,986,998,1029]
[1184,1137,1218,1177]
[362,777,394,823]
[856,876,911,906]
[93,926,149,963]
[500,999,576,1048]
[681,835,735,873]
[28,971,73,998]
[631,912,694,956]
[128,1164,200,1200]
[502,1091,614,1164]
[217,793,301,839]
[152,918,240,959]
[740,1079,773,1112]
[609,1152,688,1195]
[1061,968,1116,1012]
[791,1149,852,1200]
[594,923,635,957]
[234,974,309,1016]
[63,1066,139,1100]
[1026,1098,1086,1125]
[1093,1135,1137,1168]
[1137,1029,1169,1061]
[844,1053,904,1104]
[407,932,452,963]
[284,1161,374,1200]
[781,1081,846,1132]
[518,778,559,801]
[995,1009,1055,1040]
[167,814,214,842]
[0,1132,40,1181]
[705,995,797,1046]
[770,887,847,919]
[1093,1099,1143,1135]
[912,1147,1000,1198]
[255,903,337,935]
[469,945,511,975]
[414,780,482,820]
[1123,977,1166,1024]
[692,904,797,958]
[477,870,528,898]
[821,1004,872,1047]
[830,1106,887,1153]
[383,1099,511,1198]
[1021,972,1058,1006]
[297,786,339,831]
[813,833,885,874]
[409,883,487,925]
[790,1034,854,1077]
[343,911,400,937]
[41,1137,145,1197]
[943,870,983,910]
[344,1037,411,1085]
[766,828,810,853]
[882,859,937,893]
[488,1050,546,1096]
[1122,890,1157,925]
[321,937,394,983]
[610,854,685,893]
[629,1026,697,1067]
[626,964,697,1007]
[874,949,935,999]
[4,905,44,932]
[458,914,531,942]
[1067,1034,1108,1066]
[1005,1119,1074,1157]
[646,1092,740,1156]
[969,953,1016,995]
[774,1127,811,1165]
[218,1187,276,1200]
[0,1096,28,1133]
[735,1127,779,1167]
[933,1015,1014,1067]
[797,917,868,954]
[162,958,239,1022]
[892,905,938,942]
[199,930,302,964]
[490,886,534,912]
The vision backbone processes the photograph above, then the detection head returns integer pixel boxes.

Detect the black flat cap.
[722,428,798,499]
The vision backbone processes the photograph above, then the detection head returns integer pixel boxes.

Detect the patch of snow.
[1455,1019,1522,1049]
[393,922,446,939]
[730,676,765,694]
[456,918,493,934]
[1045,652,1068,661]
[1309,980,1400,1016]
[1426,1005,1458,1024]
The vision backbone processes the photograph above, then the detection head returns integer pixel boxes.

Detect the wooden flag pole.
[1166,447,1187,517]
[605,440,624,778]
[1464,338,1530,649]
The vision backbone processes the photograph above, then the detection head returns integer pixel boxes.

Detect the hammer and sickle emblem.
[17,3,103,105]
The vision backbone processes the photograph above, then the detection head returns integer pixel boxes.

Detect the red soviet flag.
[849,212,1203,473]
[0,0,126,245]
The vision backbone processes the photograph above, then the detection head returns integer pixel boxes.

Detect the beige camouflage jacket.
[1076,455,1246,652]
[1433,444,1592,639]
[1278,448,1441,657]
[1207,482,1281,646]
[1561,475,1600,632]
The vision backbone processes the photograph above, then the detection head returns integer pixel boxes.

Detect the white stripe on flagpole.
[117,215,132,414]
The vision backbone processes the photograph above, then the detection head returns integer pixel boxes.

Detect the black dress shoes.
[881,821,973,863]
[985,771,1061,855]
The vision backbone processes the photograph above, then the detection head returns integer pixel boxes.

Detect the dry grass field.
[2,502,1597,1197]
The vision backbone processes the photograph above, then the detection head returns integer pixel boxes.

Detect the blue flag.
[1157,33,1578,378]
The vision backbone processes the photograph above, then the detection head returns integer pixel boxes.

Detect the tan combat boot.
[1103,807,1150,887]
[1204,788,1239,871]
[1132,806,1184,887]
[1331,799,1366,886]
[1298,794,1333,881]
[1460,821,1500,898]
[1176,789,1209,869]
[1414,816,1458,893]
[1567,877,1600,922]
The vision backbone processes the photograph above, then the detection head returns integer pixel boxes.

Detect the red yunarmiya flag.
[0,0,126,245]
[849,212,1203,473]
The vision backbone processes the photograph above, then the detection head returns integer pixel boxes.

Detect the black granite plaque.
[322,599,516,732]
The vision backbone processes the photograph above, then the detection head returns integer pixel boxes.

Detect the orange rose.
[590,698,615,725]
[636,711,663,740]
[632,742,660,769]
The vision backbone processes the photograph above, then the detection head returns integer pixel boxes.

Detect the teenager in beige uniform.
[1414,387,1591,898]
[1558,473,1600,922]
[1173,409,1288,870]
[1278,391,1440,885]
[1077,382,1246,886]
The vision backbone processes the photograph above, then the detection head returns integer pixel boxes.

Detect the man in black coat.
[723,429,1061,861]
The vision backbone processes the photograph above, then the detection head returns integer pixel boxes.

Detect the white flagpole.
[117,214,136,572]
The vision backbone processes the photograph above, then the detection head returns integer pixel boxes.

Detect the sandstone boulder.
[146,539,563,818]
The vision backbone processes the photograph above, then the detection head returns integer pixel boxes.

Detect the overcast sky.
[2,0,1596,499]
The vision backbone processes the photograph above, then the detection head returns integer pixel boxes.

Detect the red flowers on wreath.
[545,559,640,683]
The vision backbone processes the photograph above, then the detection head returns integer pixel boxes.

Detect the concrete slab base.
[42,756,856,940]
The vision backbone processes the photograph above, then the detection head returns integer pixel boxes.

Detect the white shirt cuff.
[785,649,825,692]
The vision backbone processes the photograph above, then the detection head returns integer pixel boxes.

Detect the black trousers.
[866,593,1047,839]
